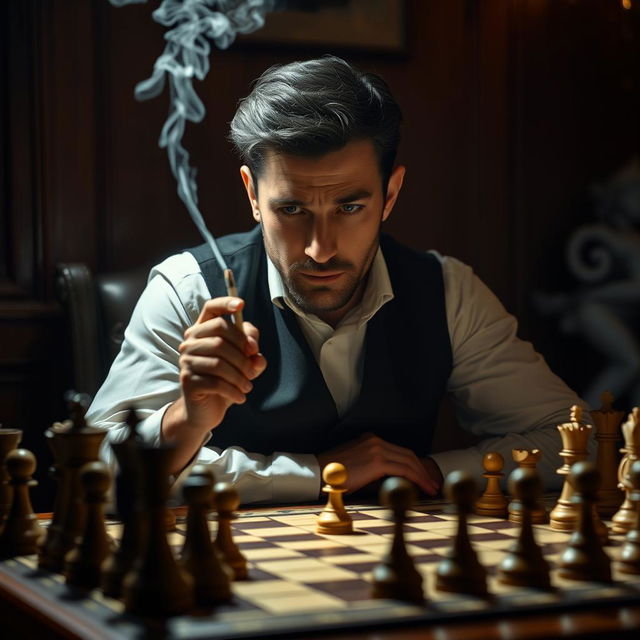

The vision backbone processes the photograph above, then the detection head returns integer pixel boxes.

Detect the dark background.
[1,0,639,509]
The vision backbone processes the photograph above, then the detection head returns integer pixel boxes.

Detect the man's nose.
[305,218,337,264]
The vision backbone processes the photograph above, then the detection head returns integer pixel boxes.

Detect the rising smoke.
[110,0,275,270]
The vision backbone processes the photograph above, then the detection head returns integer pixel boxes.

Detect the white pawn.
[316,463,353,534]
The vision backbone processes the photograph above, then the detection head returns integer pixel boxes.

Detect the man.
[88,56,590,504]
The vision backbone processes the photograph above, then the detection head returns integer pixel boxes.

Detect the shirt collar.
[266,245,394,328]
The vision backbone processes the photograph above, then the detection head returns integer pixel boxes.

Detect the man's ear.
[382,165,406,222]
[240,166,260,221]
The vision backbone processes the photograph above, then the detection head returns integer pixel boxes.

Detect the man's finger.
[196,297,244,325]
[185,316,247,352]
[180,353,253,394]
[181,372,247,405]
[180,337,256,381]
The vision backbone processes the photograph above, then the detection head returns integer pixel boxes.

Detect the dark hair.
[229,55,402,192]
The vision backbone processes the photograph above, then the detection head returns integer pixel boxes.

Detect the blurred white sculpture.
[535,157,640,408]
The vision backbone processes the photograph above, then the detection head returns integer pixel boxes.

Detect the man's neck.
[315,275,369,329]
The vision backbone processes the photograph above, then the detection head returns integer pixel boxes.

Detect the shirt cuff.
[430,449,485,486]
[271,452,321,503]
[137,402,172,446]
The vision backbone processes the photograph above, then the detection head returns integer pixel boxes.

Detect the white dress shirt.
[87,243,592,504]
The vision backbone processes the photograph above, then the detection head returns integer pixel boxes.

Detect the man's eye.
[340,204,362,214]
[281,205,302,215]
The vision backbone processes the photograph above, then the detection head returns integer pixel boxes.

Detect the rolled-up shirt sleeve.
[87,252,322,505]
[429,254,594,490]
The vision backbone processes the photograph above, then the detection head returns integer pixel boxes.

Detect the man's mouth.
[299,272,344,283]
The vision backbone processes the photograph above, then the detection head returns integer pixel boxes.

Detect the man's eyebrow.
[268,197,306,207]
[334,190,373,204]
[268,190,373,208]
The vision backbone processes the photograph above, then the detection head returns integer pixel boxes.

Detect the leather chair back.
[56,263,148,397]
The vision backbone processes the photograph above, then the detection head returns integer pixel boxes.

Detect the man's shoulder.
[187,226,263,268]
[380,233,446,274]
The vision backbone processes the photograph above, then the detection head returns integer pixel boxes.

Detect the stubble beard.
[266,232,381,318]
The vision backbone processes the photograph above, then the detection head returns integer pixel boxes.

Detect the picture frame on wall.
[238,0,406,53]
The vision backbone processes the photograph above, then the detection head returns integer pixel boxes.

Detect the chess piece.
[612,408,640,534]
[214,482,248,580]
[316,462,353,534]
[509,449,547,524]
[0,449,45,558]
[38,392,106,572]
[65,461,112,589]
[558,461,612,583]
[435,470,488,597]
[181,466,232,607]
[122,444,193,618]
[497,467,551,589]
[474,452,508,517]
[102,410,146,598]
[550,406,592,531]
[591,391,625,517]
[371,477,424,604]
[0,428,22,525]
[38,421,68,570]
[616,460,640,575]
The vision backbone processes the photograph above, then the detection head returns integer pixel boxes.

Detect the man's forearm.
[162,397,214,474]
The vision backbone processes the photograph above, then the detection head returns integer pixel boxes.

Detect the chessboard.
[2,499,640,640]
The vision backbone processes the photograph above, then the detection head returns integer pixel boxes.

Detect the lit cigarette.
[224,268,244,331]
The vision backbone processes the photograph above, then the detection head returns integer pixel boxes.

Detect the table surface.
[1,501,640,640]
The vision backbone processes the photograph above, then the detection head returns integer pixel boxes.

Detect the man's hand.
[316,433,443,497]
[162,297,267,473]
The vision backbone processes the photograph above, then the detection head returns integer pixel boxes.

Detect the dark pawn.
[102,410,145,598]
[370,477,425,604]
[123,444,193,618]
[497,468,551,589]
[214,482,248,580]
[0,449,45,558]
[38,422,68,570]
[435,470,488,597]
[616,460,640,575]
[181,466,233,607]
[558,461,612,583]
[0,428,22,525]
[65,461,112,589]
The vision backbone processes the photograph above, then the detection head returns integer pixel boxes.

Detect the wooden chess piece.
[214,482,248,581]
[558,461,612,583]
[0,428,22,525]
[65,461,112,589]
[38,421,69,570]
[510,449,547,524]
[474,452,508,517]
[39,392,106,572]
[616,460,640,575]
[371,477,424,604]
[102,410,145,598]
[181,466,232,607]
[612,408,640,534]
[122,444,193,618]
[550,406,592,532]
[435,470,488,597]
[497,467,551,589]
[316,462,353,534]
[0,449,45,558]
[591,391,625,517]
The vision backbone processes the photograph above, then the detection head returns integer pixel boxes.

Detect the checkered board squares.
[4,503,640,640]
[218,505,640,618]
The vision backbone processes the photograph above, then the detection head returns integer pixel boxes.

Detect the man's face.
[240,140,405,326]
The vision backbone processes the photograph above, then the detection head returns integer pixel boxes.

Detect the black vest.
[188,226,452,458]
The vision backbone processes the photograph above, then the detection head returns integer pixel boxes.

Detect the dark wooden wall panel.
[2,0,639,509]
